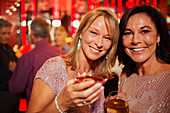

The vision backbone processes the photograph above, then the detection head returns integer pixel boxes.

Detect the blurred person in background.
[9,17,66,105]
[0,18,19,113]
[54,25,70,53]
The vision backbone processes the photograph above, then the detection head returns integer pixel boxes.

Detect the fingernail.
[96,83,102,87]
[100,86,104,90]
[88,80,95,84]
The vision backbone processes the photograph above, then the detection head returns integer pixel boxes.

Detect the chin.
[132,58,147,64]
[88,55,102,61]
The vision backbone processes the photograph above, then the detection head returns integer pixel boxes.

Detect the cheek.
[122,38,131,54]
[83,34,94,44]
[0,35,5,38]
[122,37,131,47]
[62,37,66,41]
[103,41,112,50]
[145,35,157,45]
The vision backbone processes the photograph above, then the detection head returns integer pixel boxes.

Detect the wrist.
[55,96,67,113]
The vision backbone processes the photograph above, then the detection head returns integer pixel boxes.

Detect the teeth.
[90,47,99,52]
[132,48,145,52]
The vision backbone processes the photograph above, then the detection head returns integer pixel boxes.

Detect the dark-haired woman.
[117,5,170,113]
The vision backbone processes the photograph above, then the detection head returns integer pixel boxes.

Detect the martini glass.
[75,72,108,85]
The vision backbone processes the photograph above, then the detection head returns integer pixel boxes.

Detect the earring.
[77,38,81,50]
[106,55,108,60]
[157,42,160,46]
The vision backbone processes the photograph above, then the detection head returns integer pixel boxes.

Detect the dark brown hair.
[117,5,170,77]
[0,18,12,29]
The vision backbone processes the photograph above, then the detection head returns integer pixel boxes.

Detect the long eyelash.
[107,38,111,40]
[142,30,150,33]
[90,31,96,34]
[123,32,131,35]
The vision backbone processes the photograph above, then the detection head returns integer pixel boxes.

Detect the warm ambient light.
[21,20,26,26]
[167,16,170,23]
[65,37,73,43]
[73,20,80,28]
[5,9,10,13]
[46,19,51,25]
[52,20,61,27]
[28,20,32,26]
[14,2,20,7]
[9,12,12,15]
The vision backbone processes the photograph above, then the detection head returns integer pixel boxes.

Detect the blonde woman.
[27,7,119,113]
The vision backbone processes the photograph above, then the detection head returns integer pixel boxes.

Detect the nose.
[94,36,103,48]
[131,33,141,45]
[4,34,10,39]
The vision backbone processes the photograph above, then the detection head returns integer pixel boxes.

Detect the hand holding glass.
[106,91,129,113]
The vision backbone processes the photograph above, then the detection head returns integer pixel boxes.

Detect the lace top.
[118,70,170,113]
[35,56,105,113]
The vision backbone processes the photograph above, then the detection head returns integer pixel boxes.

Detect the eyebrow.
[125,25,152,31]
[141,25,152,29]
[89,26,100,31]
[124,28,132,31]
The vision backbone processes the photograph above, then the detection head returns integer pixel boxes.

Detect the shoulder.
[20,47,37,57]
[35,56,68,95]
[119,72,128,80]
[36,56,66,75]
[17,51,33,62]
[159,70,170,83]
[44,56,64,66]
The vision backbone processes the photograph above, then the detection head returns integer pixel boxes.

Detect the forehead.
[54,29,62,34]
[126,13,155,29]
[90,16,105,27]
[0,27,12,32]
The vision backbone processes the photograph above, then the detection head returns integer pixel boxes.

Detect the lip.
[129,47,146,53]
[89,46,101,54]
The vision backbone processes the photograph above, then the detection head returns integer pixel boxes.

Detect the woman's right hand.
[57,78,104,112]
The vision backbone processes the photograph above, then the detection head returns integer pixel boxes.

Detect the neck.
[136,57,169,76]
[77,49,93,74]
[34,38,47,43]
[55,45,63,49]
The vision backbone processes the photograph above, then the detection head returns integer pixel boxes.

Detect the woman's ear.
[79,33,82,39]
[157,34,160,43]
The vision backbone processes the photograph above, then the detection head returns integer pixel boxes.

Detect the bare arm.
[27,79,57,113]
[27,78,104,113]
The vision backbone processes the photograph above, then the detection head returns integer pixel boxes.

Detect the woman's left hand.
[57,78,104,112]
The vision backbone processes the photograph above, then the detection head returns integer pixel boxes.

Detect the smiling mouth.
[131,48,145,52]
[90,46,100,53]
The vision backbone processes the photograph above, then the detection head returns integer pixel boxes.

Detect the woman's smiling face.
[80,16,112,61]
[122,13,160,63]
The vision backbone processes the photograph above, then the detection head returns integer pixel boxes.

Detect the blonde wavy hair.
[62,7,119,77]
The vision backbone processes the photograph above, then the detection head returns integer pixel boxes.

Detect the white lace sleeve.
[35,56,68,96]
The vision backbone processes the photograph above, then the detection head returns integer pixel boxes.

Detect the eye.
[90,31,97,35]
[2,32,6,35]
[142,30,150,34]
[104,36,111,40]
[123,32,131,36]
